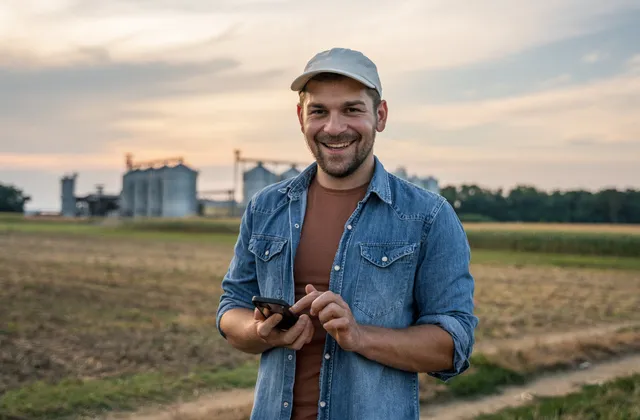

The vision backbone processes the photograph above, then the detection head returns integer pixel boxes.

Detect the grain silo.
[120,155,198,218]
[162,163,198,217]
[120,170,136,217]
[279,165,301,181]
[146,167,164,217]
[60,173,77,217]
[243,162,278,206]
[134,168,149,217]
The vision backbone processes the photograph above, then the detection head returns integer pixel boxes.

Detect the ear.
[375,99,388,132]
[296,103,304,132]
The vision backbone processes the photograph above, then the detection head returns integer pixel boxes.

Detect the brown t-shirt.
[291,176,369,420]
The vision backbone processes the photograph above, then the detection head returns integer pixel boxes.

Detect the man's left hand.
[290,284,364,352]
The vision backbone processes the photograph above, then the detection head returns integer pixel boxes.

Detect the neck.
[315,154,375,190]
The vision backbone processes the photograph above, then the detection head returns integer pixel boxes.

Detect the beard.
[309,129,375,178]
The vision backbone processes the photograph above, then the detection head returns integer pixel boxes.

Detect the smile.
[321,140,356,150]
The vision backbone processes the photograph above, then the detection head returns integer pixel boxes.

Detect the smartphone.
[252,296,299,330]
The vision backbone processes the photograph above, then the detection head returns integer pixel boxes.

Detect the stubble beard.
[309,129,375,179]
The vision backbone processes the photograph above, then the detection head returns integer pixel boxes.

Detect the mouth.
[320,139,357,151]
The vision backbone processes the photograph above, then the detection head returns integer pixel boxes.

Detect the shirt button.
[320,401,326,408]
[347,224,352,230]
[264,250,269,256]
[284,402,289,408]
[334,265,340,271]
[324,353,330,360]
[381,256,388,262]
[294,223,300,229]
[288,355,293,361]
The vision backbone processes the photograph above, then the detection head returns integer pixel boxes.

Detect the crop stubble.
[1,231,639,396]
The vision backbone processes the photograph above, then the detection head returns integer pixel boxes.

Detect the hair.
[297,72,382,113]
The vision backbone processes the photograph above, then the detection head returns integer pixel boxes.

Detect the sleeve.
[216,198,260,339]
[413,198,478,382]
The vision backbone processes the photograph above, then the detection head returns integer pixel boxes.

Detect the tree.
[0,183,31,213]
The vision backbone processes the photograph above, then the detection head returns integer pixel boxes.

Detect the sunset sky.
[1,0,639,211]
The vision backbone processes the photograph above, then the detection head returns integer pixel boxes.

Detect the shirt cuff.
[415,313,472,382]
[216,299,255,339]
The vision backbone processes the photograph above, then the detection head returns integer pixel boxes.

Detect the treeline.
[440,185,640,224]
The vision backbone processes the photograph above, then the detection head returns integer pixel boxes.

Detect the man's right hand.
[254,308,314,350]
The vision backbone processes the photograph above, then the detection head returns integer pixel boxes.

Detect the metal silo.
[243,162,278,206]
[147,167,164,217]
[60,173,77,217]
[279,165,301,181]
[120,169,136,217]
[134,168,149,217]
[161,163,198,218]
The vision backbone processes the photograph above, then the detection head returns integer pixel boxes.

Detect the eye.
[346,107,363,113]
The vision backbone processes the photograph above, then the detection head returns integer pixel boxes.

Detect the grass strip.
[0,362,257,420]
[474,373,640,419]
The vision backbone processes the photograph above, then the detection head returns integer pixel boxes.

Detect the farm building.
[119,156,198,218]
[241,163,302,206]
[394,167,440,195]
[60,173,120,217]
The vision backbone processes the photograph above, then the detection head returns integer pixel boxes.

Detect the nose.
[323,112,347,136]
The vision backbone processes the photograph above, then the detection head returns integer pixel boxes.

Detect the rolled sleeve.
[216,199,260,339]
[414,198,478,382]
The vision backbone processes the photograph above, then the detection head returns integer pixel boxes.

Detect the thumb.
[305,284,317,294]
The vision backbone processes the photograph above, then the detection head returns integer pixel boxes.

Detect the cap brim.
[290,68,376,92]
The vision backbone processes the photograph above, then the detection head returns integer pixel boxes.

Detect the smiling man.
[216,47,478,420]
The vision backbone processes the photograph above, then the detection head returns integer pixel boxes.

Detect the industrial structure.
[60,173,120,217]
[58,150,439,219]
[119,154,198,218]
[393,167,440,195]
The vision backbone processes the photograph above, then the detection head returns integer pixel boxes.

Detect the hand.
[291,285,363,352]
[253,308,314,350]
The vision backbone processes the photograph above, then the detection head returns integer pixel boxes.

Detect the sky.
[1,0,639,211]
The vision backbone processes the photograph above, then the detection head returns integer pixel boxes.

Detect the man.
[216,47,478,420]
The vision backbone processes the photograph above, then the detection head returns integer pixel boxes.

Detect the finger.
[256,313,282,339]
[290,291,322,314]
[310,292,347,316]
[288,318,313,350]
[281,314,310,345]
[254,308,266,321]
[305,284,317,294]
[323,317,349,333]
[318,302,346,324]
[304,320,315,344]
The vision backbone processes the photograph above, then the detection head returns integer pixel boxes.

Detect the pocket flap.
[359,243,418,267]
[249,236,287,262]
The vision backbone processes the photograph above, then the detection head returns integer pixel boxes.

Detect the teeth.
[325,142,351,149]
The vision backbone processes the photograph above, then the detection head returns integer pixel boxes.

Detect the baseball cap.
[290,48,382,96]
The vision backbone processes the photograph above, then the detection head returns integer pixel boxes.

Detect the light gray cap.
[290,47,382,96]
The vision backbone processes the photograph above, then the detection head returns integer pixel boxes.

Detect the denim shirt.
[216,156,478,420]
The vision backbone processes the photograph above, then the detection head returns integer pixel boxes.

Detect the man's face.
[297,77,387,179]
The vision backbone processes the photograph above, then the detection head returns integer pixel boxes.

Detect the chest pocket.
[248,235,288,299]
[353,242,418,320]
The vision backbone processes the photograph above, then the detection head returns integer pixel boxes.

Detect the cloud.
[0,50,288,156]
[398,71,640,146]
[629,54,640,73]
[539,73,573,89]
[582,51,608,63]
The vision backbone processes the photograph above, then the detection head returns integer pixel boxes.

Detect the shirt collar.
[279,155,392,205]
